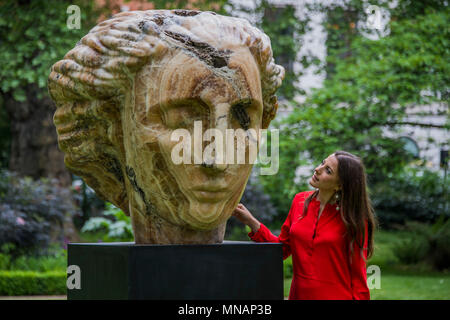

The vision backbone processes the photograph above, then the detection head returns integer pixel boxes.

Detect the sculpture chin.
[180,197,232,230]
[131,198,229,244]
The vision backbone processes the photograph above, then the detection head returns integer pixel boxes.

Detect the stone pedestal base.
[67,241,283,300]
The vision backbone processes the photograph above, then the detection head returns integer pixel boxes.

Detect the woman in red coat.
[232,151,377,300]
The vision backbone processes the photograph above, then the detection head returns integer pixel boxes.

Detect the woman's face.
[309,154,340,191]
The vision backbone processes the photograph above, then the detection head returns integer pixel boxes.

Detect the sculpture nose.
[201,160,227,171]
[201,103,230,172]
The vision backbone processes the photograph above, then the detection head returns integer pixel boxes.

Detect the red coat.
[248,191,370,300]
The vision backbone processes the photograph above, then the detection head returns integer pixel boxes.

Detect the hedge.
[0,270,66,296]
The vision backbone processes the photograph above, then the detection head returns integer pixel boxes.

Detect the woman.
[232,151,377,300]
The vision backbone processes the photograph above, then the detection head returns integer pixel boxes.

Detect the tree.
[0,0,230,184]
[258,0,449,218]
[232,0,314,100]
[0,0,100,185]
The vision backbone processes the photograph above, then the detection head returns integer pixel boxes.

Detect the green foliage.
[72,177,107,229]
[393,216,450,271]
[258,1,307,99]
[0,170,79,257]
[232,0,311,100]
[149,0,229,13]
[283,255,293,279]
[349,8,449,107]
[0,270,66,296]
[224,225,250,241]
[257,122,307,219]
[81,203,133,242]
[0,246,67,272]
[392,0,448,19]
[0,0,231,101]
[0,96,10,169]
[0,244,67,296]
[258,1,449,218]
[282,6,450,177]
[0,0,97,101]
[368,229,410,271]
[372,167,449,226]
[393,236,429,265]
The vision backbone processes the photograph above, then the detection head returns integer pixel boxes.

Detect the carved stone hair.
[48,9,285,214]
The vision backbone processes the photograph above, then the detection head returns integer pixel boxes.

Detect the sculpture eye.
[230,99,261,130]
[163,100,208,129]
[231,103,251,130]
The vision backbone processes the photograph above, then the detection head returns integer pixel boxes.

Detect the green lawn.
[283,229,450,299]
[284,274,450,299]
[369,273,450,299]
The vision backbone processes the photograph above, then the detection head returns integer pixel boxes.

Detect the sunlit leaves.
[0,0,97,101]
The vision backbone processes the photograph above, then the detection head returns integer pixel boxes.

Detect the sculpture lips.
[192,185,228,192]
[192,190,227,203]
[192,185,228,202]
[194,189,225,193]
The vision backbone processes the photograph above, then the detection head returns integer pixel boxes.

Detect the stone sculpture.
[48,9,284,244]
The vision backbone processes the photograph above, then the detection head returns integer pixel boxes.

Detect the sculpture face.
[124,47,263,243]
[48,9,284,244]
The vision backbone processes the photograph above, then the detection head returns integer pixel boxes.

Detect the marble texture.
[48,9,284,244]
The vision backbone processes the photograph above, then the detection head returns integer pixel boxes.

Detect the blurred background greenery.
[0,0,448,299]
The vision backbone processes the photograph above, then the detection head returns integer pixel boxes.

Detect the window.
[399,136,420,158]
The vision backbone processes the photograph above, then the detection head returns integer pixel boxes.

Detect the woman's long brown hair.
[300,151,378,262]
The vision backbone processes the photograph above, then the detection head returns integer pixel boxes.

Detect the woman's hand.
[232,203,261,233]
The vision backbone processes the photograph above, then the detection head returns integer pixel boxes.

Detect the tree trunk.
[3,84,71,187]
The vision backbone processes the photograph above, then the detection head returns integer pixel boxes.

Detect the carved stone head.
[48,9,284,244]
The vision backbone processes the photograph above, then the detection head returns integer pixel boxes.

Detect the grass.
[369,274,450,300]
[283,274,450,299]
[283,229,450,299]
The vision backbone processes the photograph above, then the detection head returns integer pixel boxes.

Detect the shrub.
[0,170,79,256]
[81,202,133,242]
[393,216,450,271]
[0,246,67,272]
[0,270,66,296]
[283,256,293,279]
[392,237,429,265]
[71,176,106,229]
[425,216,450,271]
[225,225,252,241]
[372,167,449,227]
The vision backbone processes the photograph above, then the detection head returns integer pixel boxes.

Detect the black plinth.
[67,241,283,300]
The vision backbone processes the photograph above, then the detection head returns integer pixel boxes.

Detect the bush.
[225,225,252,241]
[392,237,429,265]
[0,270,66,296]
[71,176,106,229]
[372,167,449,227]
[0,246,67,296]
[283,256,293,279]
[393,216,450,271]
[81,202,133,242]
[0,170,79,256]
[0,247,67,272]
